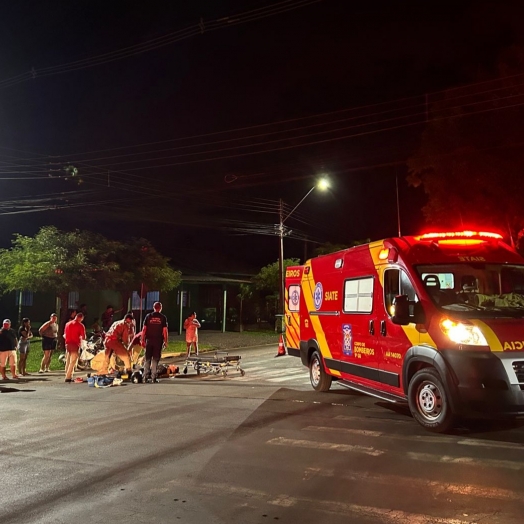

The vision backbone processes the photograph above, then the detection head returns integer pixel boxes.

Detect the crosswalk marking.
[235,366,308,383]
[170,479,472,524]
[267,436,384,457]
[304,425,524,451]
[408,452,524,471]
[267,375,309,383]
[302,467,524,502]
[269,433,524,471]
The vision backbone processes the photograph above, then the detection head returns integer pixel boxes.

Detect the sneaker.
[112,378,123,386]
[44,369,50,373]
[38,369,44,374]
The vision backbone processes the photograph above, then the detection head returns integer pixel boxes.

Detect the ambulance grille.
[513,361,524,384]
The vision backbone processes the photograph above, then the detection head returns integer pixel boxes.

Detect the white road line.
[302,467,524,501]
[408,452,524,471]
[304,425,524,451]
[169,479,473,524]
[267,375,309,383]
[267,436,384,457]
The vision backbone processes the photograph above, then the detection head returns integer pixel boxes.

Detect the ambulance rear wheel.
[408,368,454,433]
[309,351,332,392]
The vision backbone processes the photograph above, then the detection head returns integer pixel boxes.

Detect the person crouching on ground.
[64,312,86,383]
[142,302,168,383]
[0,319,18,380]
[100,313,135,375]
[18,317,33,376]
[184,312,201,357]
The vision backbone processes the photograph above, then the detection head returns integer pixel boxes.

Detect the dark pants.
[144,340,162,380]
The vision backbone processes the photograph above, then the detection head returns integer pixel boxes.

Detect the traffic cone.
[275,334,286,357]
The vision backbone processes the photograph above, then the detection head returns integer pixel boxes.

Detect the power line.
[0,0,322,89]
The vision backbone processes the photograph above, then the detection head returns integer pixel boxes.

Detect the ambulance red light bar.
[415,231,503,244]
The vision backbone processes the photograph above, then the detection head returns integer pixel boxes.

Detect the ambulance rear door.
[285,266,303,352]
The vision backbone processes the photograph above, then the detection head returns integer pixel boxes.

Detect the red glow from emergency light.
[437,239,485,246]
[416,231,503,241]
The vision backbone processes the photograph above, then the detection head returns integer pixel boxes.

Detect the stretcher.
[182,351,245,378]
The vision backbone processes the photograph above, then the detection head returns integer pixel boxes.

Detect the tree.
[253,259,300,296]
[407,46,524,247]
[0,227,181,344]
[253,259,299,330]
[236,283,253,333]
[114,238,182,312]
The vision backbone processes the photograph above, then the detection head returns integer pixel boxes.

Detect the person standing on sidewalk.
[38,313,58,373]
[17,318,33,376]
[0,319,18,380]
[184,312,201,357]
[141,302,168,383]
[63,312,86,383]
[99,313,135,375]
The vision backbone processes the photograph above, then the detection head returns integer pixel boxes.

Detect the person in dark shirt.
[141,302,168,383]
[101,305,123,332]
[0,319,19,380]
[17,317,33,376]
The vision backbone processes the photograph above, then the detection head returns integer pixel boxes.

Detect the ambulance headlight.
[440,318,488,346]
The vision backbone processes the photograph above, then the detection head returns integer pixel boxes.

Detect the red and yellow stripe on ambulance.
[300,262,341,377]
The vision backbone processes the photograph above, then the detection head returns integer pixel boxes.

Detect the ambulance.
[284,231,524,432]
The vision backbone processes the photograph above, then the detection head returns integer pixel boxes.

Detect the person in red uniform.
[100,313,135,375]
[64,312,86,383]
[141,302,168,383]
[184,312,201,357]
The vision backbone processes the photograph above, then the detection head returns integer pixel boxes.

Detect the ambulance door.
[338,275,381,384]
[285,279,302,351]
[378,267,420,393]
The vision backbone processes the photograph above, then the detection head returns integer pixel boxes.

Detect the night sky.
[1,0,522,271]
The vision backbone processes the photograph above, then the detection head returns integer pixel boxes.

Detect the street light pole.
[277,178,330,331]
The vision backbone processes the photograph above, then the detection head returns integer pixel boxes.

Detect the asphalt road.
[1,345,524,524]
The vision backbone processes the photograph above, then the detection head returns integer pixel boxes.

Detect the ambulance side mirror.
[392,295,425,325]
[392,295,410,325]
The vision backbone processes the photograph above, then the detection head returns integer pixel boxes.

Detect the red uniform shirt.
[64,320,86,345]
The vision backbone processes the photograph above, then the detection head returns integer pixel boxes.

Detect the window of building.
[343,277,373,313]
[68,291,79,309]
[131,291,143,310]
[146,291,160,310]
[177,290,190,307]
[15,291,34,307]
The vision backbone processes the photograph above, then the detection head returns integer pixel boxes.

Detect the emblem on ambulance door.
[342,324,353,356]
[291,289,300,307]
[314,282,323,310]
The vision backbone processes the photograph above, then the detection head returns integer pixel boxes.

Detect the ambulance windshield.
[416,263,524,316]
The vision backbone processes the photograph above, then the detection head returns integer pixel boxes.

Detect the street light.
[278,177,330,328]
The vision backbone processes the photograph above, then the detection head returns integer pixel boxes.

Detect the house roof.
[180,274,251,285]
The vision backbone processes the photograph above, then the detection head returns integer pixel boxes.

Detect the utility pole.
[278,199,285,332]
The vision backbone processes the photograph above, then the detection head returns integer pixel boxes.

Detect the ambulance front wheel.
[309,351,332,392]
[408,368,454,433]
